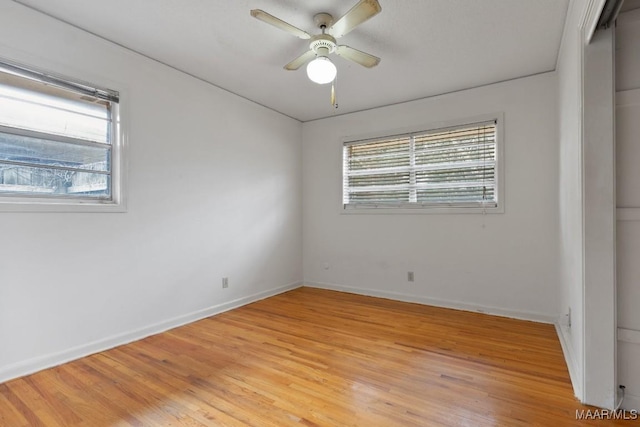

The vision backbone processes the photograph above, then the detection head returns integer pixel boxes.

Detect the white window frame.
[0,58,127,213]
[340,113,504,214]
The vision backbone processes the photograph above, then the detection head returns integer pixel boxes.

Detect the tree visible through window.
[343,120,499,210]
[0,60,120,204]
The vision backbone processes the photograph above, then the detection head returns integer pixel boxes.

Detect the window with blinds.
[343,120,499,210]
[0,60,122,208]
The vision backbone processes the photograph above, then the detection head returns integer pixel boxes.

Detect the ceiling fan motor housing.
[310,34,337,57]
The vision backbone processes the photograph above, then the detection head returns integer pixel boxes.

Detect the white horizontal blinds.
[343,120,497,208]
[413,122,496,206]
[0,62,118,199]
[0,72,112,143]
[343,136,412,204]
[0,60,119,103]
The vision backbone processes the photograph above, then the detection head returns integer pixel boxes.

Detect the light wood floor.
[0,287,631,426]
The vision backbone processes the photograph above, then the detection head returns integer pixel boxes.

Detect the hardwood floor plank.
[0,288,632,426]
[1,382,48,427]
[0,385,31,427]
[21,375,83,426]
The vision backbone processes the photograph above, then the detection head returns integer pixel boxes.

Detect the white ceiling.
[15,0,569,122]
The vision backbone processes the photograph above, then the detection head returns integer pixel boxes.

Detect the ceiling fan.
[250,0,382,86]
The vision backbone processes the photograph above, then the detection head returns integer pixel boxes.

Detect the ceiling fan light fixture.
[306,56,337,84]
[251,0,382,87]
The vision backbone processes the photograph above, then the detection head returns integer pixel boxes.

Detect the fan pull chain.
[331,75,338,109]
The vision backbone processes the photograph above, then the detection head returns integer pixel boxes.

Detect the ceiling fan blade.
[250,9,311,40]
[329,0,382,38]
[336,45,380,68]
[284,50,316,70]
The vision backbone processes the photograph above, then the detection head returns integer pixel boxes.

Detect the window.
[0,60,123,211]
[342,119,501,211]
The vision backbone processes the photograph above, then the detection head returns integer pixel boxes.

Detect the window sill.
[340,205,504,215]
[0,197,126,213]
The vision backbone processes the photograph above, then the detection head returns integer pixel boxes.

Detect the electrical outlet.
[222,277,229,289]
[408,271,414,282]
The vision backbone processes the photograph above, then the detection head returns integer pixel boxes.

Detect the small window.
[0,60,123,211]
[343,119,501,211]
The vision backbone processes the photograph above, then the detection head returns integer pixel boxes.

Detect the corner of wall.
[555,320,584,400]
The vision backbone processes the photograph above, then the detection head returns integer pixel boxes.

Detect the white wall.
[302,73,560,321]
[556,0,586,401]
[0,2,302,382]
[615,8,640,411]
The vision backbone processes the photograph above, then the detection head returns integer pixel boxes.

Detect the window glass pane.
[0,62,119,207]
[0,83,110,143]
[346,138,409,171]
[414,125,495,167]
[349,190,410,203]
[417,186,494,203]
[415,166,494,184]
[0,163,109,197]
[0,131,110,172]
[348,171,410,187]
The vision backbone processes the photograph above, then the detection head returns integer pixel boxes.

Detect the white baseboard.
[618,328,640,411]
[555,321,584,401]
[304,281,556,324]
[0,281,302,384]
[623,393,640,411]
